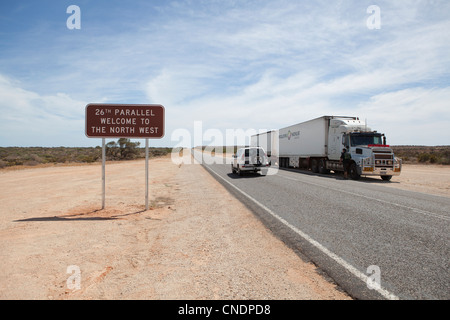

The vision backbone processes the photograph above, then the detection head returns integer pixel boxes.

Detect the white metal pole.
[145,139,149,211]
[102,138,106,209]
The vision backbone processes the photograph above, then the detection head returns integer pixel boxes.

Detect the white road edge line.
[200,161,400,300]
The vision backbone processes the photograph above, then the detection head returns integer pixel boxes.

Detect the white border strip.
[203,163,400,300]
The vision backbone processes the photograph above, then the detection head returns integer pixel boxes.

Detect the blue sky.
[0,0,449,147]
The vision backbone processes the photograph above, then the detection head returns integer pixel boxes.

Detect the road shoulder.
[0,156,350,299]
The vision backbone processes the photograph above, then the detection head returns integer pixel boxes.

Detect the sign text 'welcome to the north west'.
[85,104,165,139]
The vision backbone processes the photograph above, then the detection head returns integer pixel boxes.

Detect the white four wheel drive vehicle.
[231,147,270,176]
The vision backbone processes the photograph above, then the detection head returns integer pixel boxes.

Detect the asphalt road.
[193,151,450,300]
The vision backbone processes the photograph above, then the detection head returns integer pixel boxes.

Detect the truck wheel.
[318,159,330,174]
[381,175,392,181]
[349,163,361,180]
[311,159,319,173]
[231,165,236,174]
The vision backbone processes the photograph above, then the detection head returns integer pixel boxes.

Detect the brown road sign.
[85,104,165,139]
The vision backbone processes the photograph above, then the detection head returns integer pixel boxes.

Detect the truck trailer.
[251,116,402,180]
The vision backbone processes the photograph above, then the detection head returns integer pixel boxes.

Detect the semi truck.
[251,116,402,180]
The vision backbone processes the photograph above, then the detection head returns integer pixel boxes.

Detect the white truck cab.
[327,118,401,180]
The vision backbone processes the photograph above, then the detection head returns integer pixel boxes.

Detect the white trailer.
[277,117,328,167]
[251,130,278,165]
[251,116,402,180]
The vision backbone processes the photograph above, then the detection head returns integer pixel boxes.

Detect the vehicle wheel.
[381,175,392,181]
[231,164,236,174]
[318,159,330,174]
[349,163,361,180]
[311,159,319,173]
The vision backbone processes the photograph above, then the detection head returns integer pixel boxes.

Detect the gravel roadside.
[0,155,350,299]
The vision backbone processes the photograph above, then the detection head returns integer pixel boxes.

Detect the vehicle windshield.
[244,148,265,157]
[350,133,383,146]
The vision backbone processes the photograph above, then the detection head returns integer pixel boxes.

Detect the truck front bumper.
[362,167,401,176]
[361,157,402,176]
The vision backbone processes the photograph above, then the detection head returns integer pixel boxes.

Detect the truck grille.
[374,152,394,168]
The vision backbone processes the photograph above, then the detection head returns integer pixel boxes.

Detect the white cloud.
[143,1,450,147]
[0,74,87,146]
[354,87,450,145]
[1,1,449,146]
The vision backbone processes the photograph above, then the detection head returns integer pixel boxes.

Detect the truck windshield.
[245,148,266,157]
[350,134,383,146]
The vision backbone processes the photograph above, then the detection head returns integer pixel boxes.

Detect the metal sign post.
[145,139,149,211]
[102,138,106,209]
[85,104,165,210]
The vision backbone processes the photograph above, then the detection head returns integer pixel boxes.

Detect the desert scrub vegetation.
[105,139,172,161]
[195,145,450,164]
[0,142,172,169]
[198,146,244,154]
[197,145,449,165]
[0,147,101,168]
[391,146,450,165]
